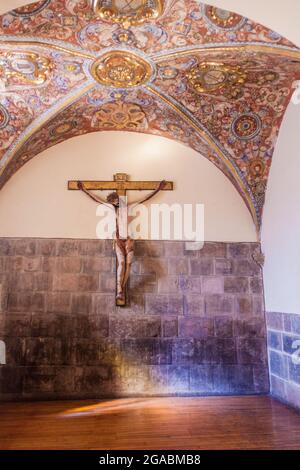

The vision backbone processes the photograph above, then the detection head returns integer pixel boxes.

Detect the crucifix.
[68,173,173,306]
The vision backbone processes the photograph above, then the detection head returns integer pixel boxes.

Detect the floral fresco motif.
[0,0,300,232]
[0,104,10,129]
[11,0,52,17]
[92,102,148,129]
[0,51,53,90]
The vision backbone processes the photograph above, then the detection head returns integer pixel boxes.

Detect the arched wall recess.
[0,0,300,234]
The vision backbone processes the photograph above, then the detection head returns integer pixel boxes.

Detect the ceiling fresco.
[0,0,300,232]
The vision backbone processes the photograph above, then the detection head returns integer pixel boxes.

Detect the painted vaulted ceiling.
[0,0,300,232]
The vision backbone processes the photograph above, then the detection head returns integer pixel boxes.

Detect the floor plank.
[0,396,299,450]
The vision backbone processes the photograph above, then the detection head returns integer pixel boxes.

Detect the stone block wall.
[267,312,300,410]
[0,238,269,400]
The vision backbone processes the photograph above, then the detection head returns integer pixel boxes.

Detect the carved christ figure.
[77,180,167,305]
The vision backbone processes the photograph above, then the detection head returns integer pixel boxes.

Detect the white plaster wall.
[262,102,300,315]
[0,132,256,241]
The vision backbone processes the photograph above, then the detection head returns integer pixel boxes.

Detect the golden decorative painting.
[91,51,153,88]
[92,0,164,28]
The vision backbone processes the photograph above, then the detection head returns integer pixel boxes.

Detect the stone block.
[135,241,164,258]
[82,315,109,339]
[164,241,184,257]
[130,274,157,293]
[202,277,224,294]
[98,339,120,366]
[183,294,205,316]
[162,317,178,337]
[7,292,45,313]
[56,240,78,256]
[38,240,56,256]
[190,365,214,393]
[78,240,104,256]
[56,257,82,273]
[35,273,52,291]
[10,272,51,292]
[54,366,75,393]
[199,243,227,258]
[270,374,287,399]
[71,293,92,315]
[99,274,115,293]
[205,294,234,315]
[235,296,253,315]
[15,239,36,256]
[178,317,214,339]
[269,350,288,379]
[282,333,300,355]
[140,258,166,276]
[291,315,300,335]
[53,274,78,292]
[82,257,112,273]
[60,338,76,365]
[148,366,168,394]
[23,366,56,393]
[42,257,56,272]
[25,338,62,366]
[229,365,254,394]
[120,338,172,365]
[172,339,199,365]
[227,243,250,258]
[267,331,282,351]
[168,258,189,275]
[179,277,202,294]
[250,277,263,294]
[5,256,23,272]
[252,296,264,317]
[224,277,249,294]
[1,366,24,393]
[75,339,101,365]
[46,292,71,313]
[31,313,69,338]
[93,294,116,315]
[167,365,190,393]
[235,318,266,338]
[214,316,233,338]
[288,356,300,385]
[190,259,213,275]
[203,338,237,364]
[0,239,15,256]
[146,294,183,315]
[23,257,41,272]
[237,338,267,365]
[283,314,292,333]
[9,272,35,291]
[75,366,111,393]
[4,337,26,365]
[285,382,300,410]
[109,316,161,339]
[113,365,150,394]
[3,314,31,337]
[215,259,233,275]
[266,312,283,330]
[158,276,178,294]
[211,364,231,393]
[253,365,270,393]
[78,274,99,292]
[233,260,260,276]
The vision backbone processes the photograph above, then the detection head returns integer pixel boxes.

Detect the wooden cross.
[68,173,173,194]
[68,173,173,306]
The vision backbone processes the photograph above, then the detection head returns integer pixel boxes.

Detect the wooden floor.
[0,396,299,450]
